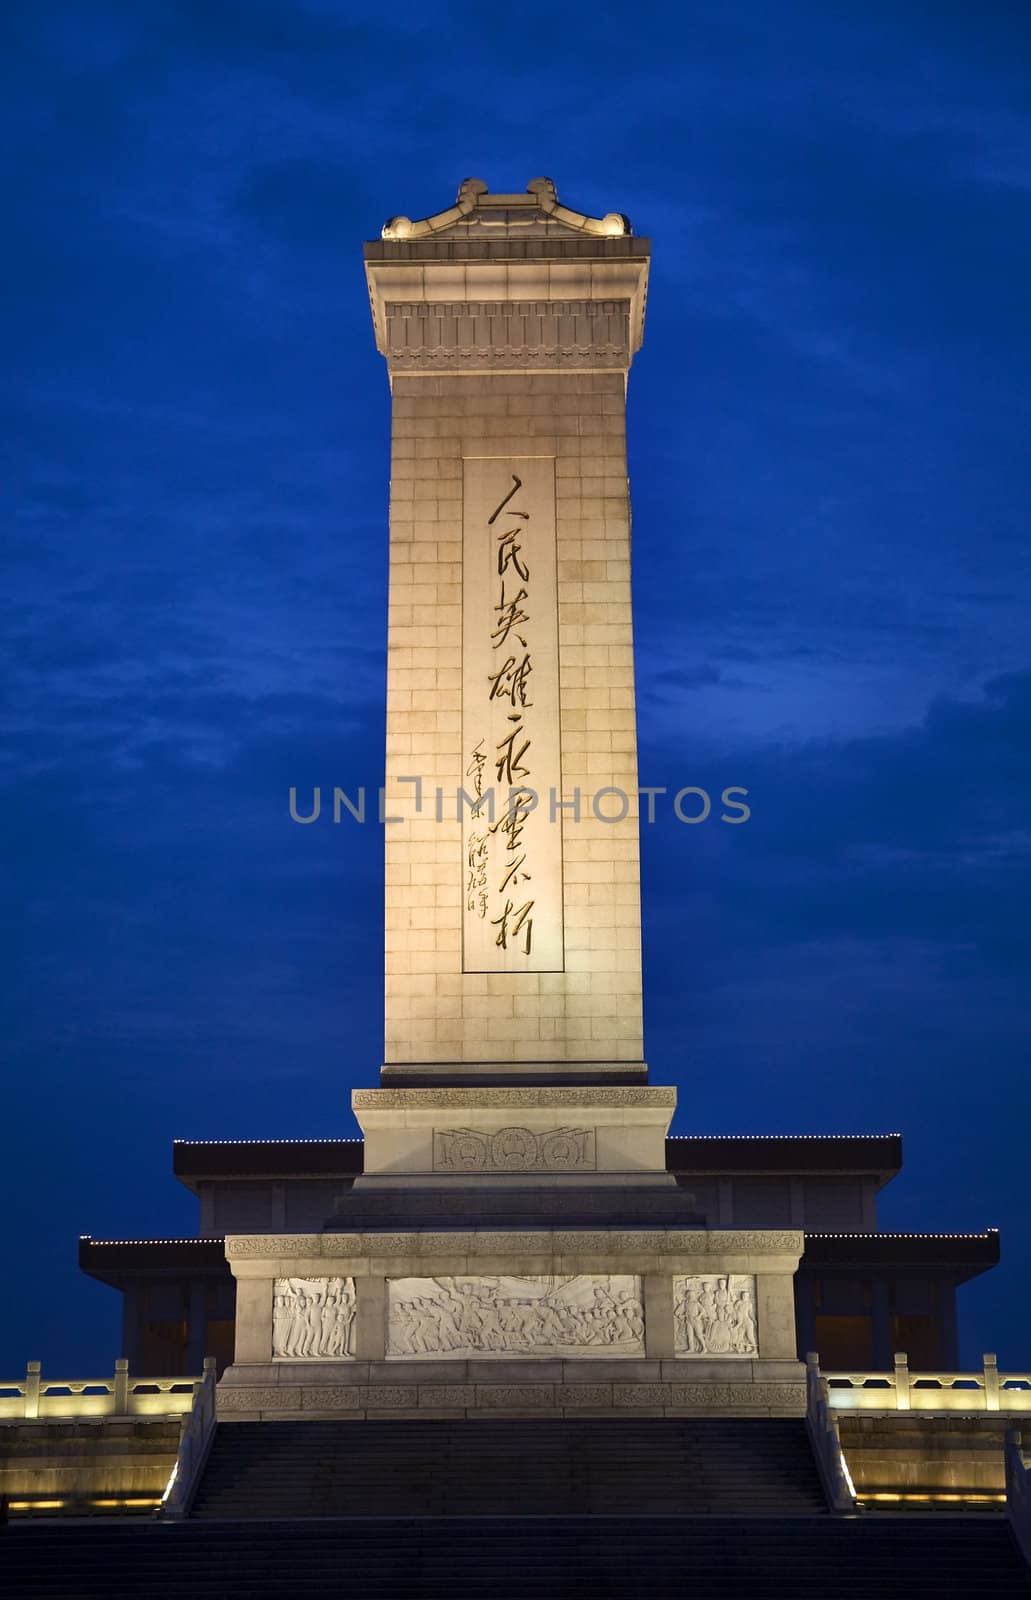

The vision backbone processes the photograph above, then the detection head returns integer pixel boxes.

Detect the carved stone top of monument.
[380,177,632,243]
[364,177,650,367]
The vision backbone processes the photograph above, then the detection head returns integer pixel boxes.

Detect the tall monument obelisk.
[221,185,804,1413]
[364,177,650,1085]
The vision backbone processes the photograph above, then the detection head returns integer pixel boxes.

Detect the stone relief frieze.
[433,1126,596,1173]
[671,1382,804,1411]
[673,1274,758,1357]
[387,1275,644,1359]
[383,300,630,371]
[226,1235,316,1257]
[353,1089,676,1108]
[301,1387,361,1410]
[708,1231,802,1254]
[272,1277,356,1360]
[216,1387,290,1410]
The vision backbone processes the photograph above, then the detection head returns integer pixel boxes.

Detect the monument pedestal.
[353,1085,679,1184]
[219,1227,805,1420]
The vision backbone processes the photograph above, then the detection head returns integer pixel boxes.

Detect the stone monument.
[219,180,805,1419]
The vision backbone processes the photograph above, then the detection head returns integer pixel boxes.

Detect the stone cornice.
[352,1087,676,1108]
[365,181,650,365]
[366,259,649,367]
[225,1228,804,1260]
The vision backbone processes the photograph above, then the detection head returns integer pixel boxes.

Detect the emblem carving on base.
[273,1276,356,1360]
[433,1126,596,1172]
[387,1275,644,1358]
[673,1274,758,1357]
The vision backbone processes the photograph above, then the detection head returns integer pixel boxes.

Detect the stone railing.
[1005,1430,1031,1568]
[822,1353,1031,1413]
[805,1353,856,1512]
[0,1360,203,1421]
[158,1358,218,1519]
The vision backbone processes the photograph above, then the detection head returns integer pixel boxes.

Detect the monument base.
[221,1228,804,1420]
[216,1357,805,1420]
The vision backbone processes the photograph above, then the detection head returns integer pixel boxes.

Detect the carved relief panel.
[387,1275,644,1359]
[673,1274,758,1357]
[273,1277,356,1360]
[433,1126,595,1172]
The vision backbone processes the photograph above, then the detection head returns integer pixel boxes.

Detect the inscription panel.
[387,1275,643,1359]
[273,1277,356,1360]
[433,1126,596,1172]
[673,1273,757,1357]
[462,457,562,972]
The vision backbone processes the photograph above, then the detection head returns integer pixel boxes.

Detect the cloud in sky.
[3,0,1030,1369]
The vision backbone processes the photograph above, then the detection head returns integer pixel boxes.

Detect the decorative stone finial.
[380,178,633,241]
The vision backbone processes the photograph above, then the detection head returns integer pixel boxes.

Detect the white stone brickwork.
[386,1275,644,1359]
[272,1277,356,1360]
[673,1274,758,1357]
[382,371,642,1065]
[368,178,649,1071]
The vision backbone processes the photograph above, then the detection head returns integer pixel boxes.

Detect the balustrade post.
[984,1353,1001,1412]
[24,1360,41,1419]
[113,1357,129,1414]
[1006,1429,1031,1571]
[893,1351,911,1411]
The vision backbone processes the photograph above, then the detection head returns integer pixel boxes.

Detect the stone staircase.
[190,1417,828,1519]
[1,1514,1029,1597]
[2,1418,1028,1596]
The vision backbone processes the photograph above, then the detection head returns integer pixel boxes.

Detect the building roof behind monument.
[381,177,632,241]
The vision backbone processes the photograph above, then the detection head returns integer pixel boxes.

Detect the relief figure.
[273,1276,356,1361]
[673,1274,757,1358]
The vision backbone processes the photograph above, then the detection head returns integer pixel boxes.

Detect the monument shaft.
[365,179,651,1082]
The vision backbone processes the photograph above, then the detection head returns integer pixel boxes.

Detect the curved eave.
[170,1134,901,1188]
[801,1230,1000,1280]
[173,1137,363,1191]
[381,176,631,242]
[79,1235,230,1288]
[667,1133,902,1186]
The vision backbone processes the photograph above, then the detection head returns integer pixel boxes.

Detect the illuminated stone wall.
[367,182,650,1076]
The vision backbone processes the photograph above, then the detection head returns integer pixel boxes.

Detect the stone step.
[190,1417,828,1519]
[2,1516,1028,1598]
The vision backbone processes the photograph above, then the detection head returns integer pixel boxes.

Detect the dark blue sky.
[5,1,1030,1373]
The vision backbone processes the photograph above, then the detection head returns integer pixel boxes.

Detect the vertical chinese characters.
[487,476,535,956]
[462,458,562,973]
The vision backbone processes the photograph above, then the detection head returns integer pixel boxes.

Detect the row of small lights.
[6,1491,1010,1511]
[808,1230,998,1239]
[81,1229,999,1245]
[172,1135,901,1145]
[668,1133,902,1141]
[174,1137,362,1145]
[859,1491,1005,1505]
[80,1235,226,1246]
[8,1497,161,1512]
